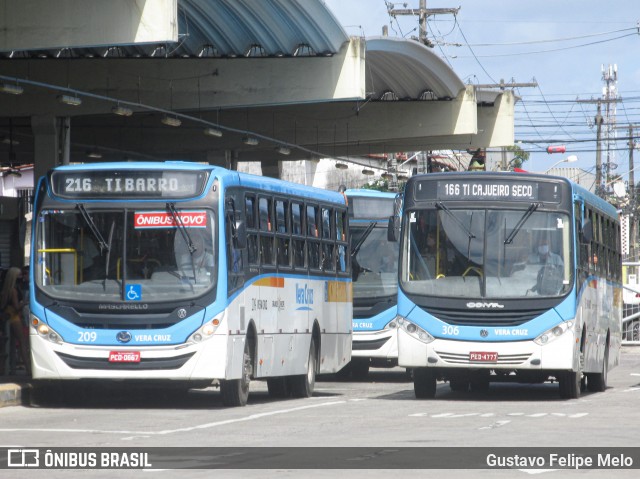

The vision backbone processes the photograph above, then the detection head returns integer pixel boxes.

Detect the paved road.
[1,347,639,478]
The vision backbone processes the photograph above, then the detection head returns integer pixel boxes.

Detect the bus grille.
[56,352,195,370]
[352,337,390,351]
[435,350,532,365]
[425,306,550,327]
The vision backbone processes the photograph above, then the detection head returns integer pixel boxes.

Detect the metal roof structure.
[0,0,515,179]
[2,0,349,59]
[365,37,464,101]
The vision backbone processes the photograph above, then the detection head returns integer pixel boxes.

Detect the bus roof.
[344,189,398,200]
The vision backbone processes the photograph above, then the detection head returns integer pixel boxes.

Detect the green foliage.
[505,144,530,169]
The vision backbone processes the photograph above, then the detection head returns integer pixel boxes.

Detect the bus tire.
[220,340,252,407]
[587,343,609,392]
[289,337,317,398]
[558,370,581,399]
[267,377,290,398]
[413,368,437,399]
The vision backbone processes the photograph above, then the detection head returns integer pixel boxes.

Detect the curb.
[0,381,31,408]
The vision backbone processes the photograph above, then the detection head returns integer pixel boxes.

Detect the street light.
[545,155,578,173]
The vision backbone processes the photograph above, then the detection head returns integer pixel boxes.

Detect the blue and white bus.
[396,172,621,399]
[345,189,400,378]
[30,162,352,406]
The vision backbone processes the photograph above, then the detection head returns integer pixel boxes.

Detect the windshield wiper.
[76,204,109,253]
[351,222,376,258]
[436,203,476,240]
[504,203,540,245]
[167,202,197,282]
[436,202,477,260]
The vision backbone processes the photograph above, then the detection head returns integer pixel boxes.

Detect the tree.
[505,144,530,169]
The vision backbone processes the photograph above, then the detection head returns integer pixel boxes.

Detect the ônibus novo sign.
[133,211,207,229]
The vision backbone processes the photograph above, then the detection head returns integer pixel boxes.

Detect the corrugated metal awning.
[4,0,350,59]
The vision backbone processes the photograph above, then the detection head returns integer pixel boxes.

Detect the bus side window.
[321,207,334,272]
[276,199,291,268]
[226,202,244,293]
[292,202,305,268]
[245,195,258,265]
[336,210,347,273]
[307,204,320,269]
[259,197,274,266]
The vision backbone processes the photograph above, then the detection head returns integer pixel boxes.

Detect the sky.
[323,0,640,186]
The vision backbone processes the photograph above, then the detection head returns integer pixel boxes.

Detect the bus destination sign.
[436,180,539,202]
[50,170,208,199]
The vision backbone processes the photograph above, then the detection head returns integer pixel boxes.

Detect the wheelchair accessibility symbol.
[126,284,142,301]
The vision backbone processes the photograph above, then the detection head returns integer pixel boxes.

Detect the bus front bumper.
[397,328,578,371]
[351,329,398,360]
[29,332,236,381]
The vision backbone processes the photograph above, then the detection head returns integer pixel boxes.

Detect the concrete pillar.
[31,115,60,186]
[261,160,282,179]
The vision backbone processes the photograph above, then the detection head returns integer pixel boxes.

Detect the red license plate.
[108,351,141,363]
[469,352,498,362]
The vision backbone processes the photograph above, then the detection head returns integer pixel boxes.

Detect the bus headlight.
[187,314,224,344]
[31,314,63,344]
[384,319,398,330]
[534,321,574,346]
[397,315,434,344]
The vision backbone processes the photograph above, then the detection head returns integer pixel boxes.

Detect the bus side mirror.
[580,219,593,244]
[388,216,400,242]
[234,219,247,249]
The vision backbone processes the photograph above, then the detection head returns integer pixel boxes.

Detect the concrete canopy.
[0,0,514,176]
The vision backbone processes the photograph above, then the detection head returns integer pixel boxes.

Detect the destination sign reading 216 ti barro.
[50,170,208,199]
[437,180,539,202]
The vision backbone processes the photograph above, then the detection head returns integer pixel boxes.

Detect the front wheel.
[558,369,582,399]
[413,368,437,399]
[220,340,252,407]
[289,337,317,398]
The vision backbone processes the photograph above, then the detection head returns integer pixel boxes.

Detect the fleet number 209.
[78,331,98,342]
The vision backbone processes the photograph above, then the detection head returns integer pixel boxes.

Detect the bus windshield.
[352,224,398,303]
[35,207,217,303]
[400,206,572,299]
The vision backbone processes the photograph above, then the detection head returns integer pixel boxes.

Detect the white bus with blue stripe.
[345,189,401,378]
[396,172,621,399]
[30,162,352,406]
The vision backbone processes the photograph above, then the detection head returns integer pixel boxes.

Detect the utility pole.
[595,102,604,196]
[474,79,538,90]
[615,123,640,259]
[577,98,620,197]
[388,0,460,47]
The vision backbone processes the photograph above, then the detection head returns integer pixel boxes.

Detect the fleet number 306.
[442,325,459,336]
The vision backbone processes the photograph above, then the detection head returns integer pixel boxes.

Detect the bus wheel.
[558,370,582,399]
[267,377,290,398]
[413,368,437,399]
[289,337,317,398]
[220,340,252,407]
[587,343,609,392]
